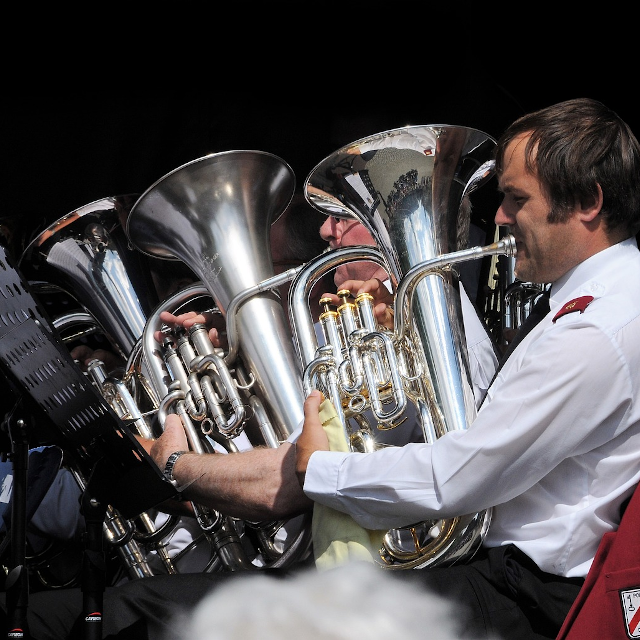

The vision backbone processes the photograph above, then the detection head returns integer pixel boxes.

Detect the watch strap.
[163,450,189,488]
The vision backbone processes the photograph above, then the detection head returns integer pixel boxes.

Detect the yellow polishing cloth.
[312,398,386,571]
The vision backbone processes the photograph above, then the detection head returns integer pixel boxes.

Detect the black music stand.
[0,245,177,640]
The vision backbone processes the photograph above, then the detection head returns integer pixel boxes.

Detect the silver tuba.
[125,151,312,569]
[19,195,192,580]
[126,150,306,439]
[294,124,516,569]
[19,195,156,361]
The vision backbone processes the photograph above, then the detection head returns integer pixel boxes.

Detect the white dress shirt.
[303,238,640,578]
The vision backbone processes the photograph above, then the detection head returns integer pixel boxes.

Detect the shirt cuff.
[303,449,350,509]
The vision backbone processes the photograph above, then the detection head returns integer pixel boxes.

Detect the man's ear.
[579,184,604,222]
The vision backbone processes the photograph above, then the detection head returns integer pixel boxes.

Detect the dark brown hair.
[495,98,640,236]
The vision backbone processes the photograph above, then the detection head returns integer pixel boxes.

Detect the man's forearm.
[171,442,313,521]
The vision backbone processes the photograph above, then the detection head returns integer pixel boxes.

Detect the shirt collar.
[550,238,638,308]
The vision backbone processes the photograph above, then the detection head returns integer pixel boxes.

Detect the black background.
[4,79,637,244]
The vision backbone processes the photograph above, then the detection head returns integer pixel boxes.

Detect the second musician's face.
[495,132,581,284]
[319,216,388,286]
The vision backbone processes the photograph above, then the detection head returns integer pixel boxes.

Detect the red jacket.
[556,484,640,639]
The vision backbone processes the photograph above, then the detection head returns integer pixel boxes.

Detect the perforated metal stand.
[0,244,177,639]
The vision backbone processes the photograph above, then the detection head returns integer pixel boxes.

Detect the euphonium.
[295,124,516,569]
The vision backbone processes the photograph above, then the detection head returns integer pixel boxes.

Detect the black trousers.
[1,545,583,640]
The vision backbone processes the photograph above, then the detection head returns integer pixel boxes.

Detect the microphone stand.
[79,477,108,640]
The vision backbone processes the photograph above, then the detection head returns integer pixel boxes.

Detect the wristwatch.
[163,450,189,492]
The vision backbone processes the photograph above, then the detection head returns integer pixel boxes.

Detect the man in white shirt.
[11,98,640,640]
[296,98,640,638]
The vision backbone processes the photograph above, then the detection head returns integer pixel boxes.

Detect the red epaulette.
[552,296,595,323]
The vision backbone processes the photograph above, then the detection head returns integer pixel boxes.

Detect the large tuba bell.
[296,124,515,569]
[19,195,158,360]
[126,151,305,438]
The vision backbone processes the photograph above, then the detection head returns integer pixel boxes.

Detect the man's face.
[319,216,388,286]
[495,132,581,284]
